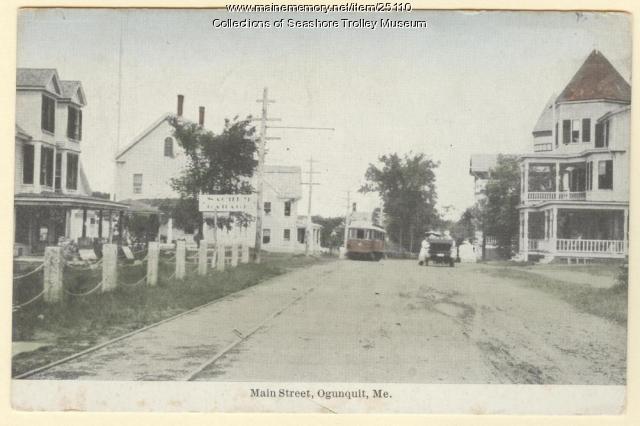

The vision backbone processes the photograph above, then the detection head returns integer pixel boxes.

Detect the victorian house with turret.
[518,50,630,262]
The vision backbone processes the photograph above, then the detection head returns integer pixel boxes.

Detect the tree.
[360,152,440,252]
[169,115,258,232]
[311,216,344,253]
[452,205,482,244]
[483,154,521,257]
[371,207,382,227]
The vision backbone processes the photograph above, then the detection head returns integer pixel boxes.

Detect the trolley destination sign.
[198,194,257,213]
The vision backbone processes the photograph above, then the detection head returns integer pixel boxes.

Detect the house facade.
[518,50,630,261]
[14,68,127,256]
[114,96,321,252]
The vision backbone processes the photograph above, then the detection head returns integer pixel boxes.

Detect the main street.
[27,259,626,384]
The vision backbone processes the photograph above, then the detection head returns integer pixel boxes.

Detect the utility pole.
[254,87,277,264]
[252,88,333,262]
[301,157,320,256]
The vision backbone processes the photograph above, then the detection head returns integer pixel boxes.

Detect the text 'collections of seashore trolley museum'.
[13,49,629,266]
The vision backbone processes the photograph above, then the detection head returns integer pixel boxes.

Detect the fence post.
[241,244,249,264]
[176,240,186,280]
[43,246,64,304]
[198,241,208,276]
[147,242,160,286]
[217,244,226,271]
[102,243,118,292]
[231,243,239,267]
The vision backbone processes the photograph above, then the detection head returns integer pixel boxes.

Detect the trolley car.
[345,221,386,261]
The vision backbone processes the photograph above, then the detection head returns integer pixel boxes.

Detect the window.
[66,153,79,190]
[264,202,271,215]
[41,94,55,133]
[67,106,82,140]
[284,201,291,216]
[586,161,593,191]
[356,229,365,239]
[55,153,62,189]
[562,120,571,144]
[598,160,613,190]
[283,229,290,241]
[263,229,271,244]
[133,173,143,194]
[571,119,580,143]
[297,228,306,243]
[40,146,54,187]
[164,137,173,157]
[595,121,610,148]
[22,144,34,184]
[582,118,591,142]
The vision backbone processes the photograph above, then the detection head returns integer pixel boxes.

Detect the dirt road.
[27,259,626,384]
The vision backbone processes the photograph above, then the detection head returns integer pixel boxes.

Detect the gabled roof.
[60,80,87,105]
[115,113,173,160]
[16,68,62,95]
[556,50,631,103]
[532,95,556,134]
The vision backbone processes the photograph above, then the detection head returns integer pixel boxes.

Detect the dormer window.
[67,106,82,140]
[164,137,174,157]
[41,94,55,133]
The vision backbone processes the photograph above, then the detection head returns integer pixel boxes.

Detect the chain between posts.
[12,263,45,280]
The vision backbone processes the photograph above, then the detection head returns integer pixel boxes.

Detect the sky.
[16,9,631,219]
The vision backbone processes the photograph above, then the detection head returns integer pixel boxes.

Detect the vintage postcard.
[7,4,634,416]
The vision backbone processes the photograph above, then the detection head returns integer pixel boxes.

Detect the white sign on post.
[198,194,257,213]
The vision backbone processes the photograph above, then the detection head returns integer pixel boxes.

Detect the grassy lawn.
[481,264,627,326]
[12,252,332,377]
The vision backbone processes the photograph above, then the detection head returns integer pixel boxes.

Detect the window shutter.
[595,122,604,147]
[562,120,570,144]
[582,118,590,142]
[79,109,82,141]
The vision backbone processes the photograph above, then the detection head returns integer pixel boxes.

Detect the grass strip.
[12,253,331,377]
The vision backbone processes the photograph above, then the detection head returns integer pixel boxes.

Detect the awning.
[15,192,128,210]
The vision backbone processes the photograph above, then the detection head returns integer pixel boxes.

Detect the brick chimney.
[198,106,205,127]
[177,94,184,117]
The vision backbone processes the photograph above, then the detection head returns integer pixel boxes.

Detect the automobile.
[423,236,456,267]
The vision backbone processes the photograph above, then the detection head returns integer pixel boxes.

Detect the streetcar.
[345,221,386,261]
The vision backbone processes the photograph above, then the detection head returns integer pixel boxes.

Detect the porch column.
[523,210,529,261]
[551,207,558,256]
[98,209,103,238]
[555,160,560,198]
[108,211,113,243]
[544,210,549,241]
[118,210,124,245]
[523,160,529,202]
[624,208,629,254]
[64,209,72,238]
[81,208,87,238]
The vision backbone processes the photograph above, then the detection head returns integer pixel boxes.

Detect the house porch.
[519,204,628,260]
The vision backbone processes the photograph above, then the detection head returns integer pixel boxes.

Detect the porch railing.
[556,239,625,254]
[526,191,586,201]
[527,239,543,251]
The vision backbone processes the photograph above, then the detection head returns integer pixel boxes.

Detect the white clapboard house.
[13,68,127,257]
[518,50,630,262]
[114,95,321,252]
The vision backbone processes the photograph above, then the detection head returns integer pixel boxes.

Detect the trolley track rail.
[14,281,317,380]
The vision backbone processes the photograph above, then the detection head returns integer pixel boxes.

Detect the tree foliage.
[311,216,345,252]
[360,152,440,251]
[483,154,521,257]
[168,116,258,231]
